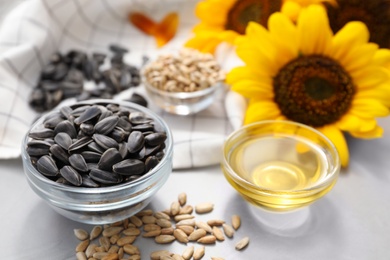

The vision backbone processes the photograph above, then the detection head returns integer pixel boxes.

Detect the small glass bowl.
[221,120,340,233]
[143,80,224,116]
[21,99,173,224]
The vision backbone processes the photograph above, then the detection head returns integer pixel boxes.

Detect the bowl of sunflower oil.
[221,120,340,235]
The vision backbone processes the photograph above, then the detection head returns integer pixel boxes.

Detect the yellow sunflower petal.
[193,23,225,33]
[372,48,390,67]
[350,99,390,118]
[235,47,277,76]
[297,5,333,55]
[349,66,388,87]
[268,12,299,61]
[281,1,302,22]
[354,84,390,106]
[231,80,274,99]
[217,30,240,45]
[237,22,283,76]
[226,66,271,83]
[331,22,369,61]
[354,68,389,89]
[245,22,278,60]
[340,43,378,72]
[244,101,281,124]
[195,0,233,26]
[349,125,383,139]
[336,113,377,132]
[317,125,349,167]
[185,32,225,53]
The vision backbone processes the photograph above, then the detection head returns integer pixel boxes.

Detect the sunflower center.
[225,0,282,34]
[304,78,336,100]
[273,55,355,127]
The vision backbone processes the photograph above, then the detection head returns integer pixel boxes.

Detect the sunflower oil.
[225,134,333,210]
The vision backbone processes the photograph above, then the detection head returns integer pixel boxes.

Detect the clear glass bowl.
[144,80,224,116]
[21,99,173,224]
[221,120,340,234]
[222,120,340,212]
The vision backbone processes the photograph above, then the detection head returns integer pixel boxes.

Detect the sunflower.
[226,5,390,167]
[324,0,390,48]
[185,0,335,53]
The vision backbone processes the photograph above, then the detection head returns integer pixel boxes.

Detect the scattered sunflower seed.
[235,236,249,251]
[193,246,205,260]
[195,202,214,214]
[74,229,89,240]
[232,215,241,230]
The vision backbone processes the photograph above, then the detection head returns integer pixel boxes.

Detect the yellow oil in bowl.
[222,121,340,212]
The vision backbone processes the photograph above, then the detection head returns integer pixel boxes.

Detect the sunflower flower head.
[185,0,333,54]
[227,4,390,167]
[324,0,390,49]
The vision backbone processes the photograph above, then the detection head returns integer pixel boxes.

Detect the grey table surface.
[1,1,390,259]
[1,117,390,260]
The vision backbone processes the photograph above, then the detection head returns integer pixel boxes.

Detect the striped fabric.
[0,0,245,169]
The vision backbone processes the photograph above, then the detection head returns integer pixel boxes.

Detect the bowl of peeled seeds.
[142,48,226,115]
[21,99,173,224]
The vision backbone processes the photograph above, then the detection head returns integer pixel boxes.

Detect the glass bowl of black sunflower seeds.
[21,99,173,224]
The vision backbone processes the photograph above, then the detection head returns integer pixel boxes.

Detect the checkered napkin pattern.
[0,0,245,169]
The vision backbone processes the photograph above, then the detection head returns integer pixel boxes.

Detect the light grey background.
[1,1,390,259]
[1,118,390,260]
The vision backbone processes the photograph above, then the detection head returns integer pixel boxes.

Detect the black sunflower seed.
[60,166,82,186]
[69,154,89,172]
[70,105,90,117]
[87,141,105,154]
[50,144,69,165]
[145,144,162,157]
[132,123,154,132]
[145,156,159,172]
[127,93,148,107]
[155,151,165,160]
[144,132,167,146]
[27,139,53,149]
[109,127,128,143]
[112,159,145,176]
[28,128,55,140]
[80,123,95,135]
[98,148,123,171]
[74,105,101,125]
[54,132,72,151]
[127,131,144,153]
[43,116,64,129]
[98,110,114,122]
[89,168,123,184]
[36,155,59,176]
[94,115,119,135]
[118,142,128,159]
[129,111,152,125]
[117,117,132,132]
[60,106,73,120]
[93,134,119,150]
[26,146,50,157]
[68,136,93,152]
[109,44,128,54]
[54,120,77,139]
[81,151,102,163]
[81,175,100,188]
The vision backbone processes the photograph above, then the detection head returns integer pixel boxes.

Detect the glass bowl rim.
[142,78,224,99]
[22,99,174,195]
[222,120,340,195]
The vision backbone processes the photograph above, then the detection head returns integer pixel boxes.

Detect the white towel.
[0,0,245,169]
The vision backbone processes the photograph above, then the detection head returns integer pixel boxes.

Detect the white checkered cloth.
[0,0,245,169]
